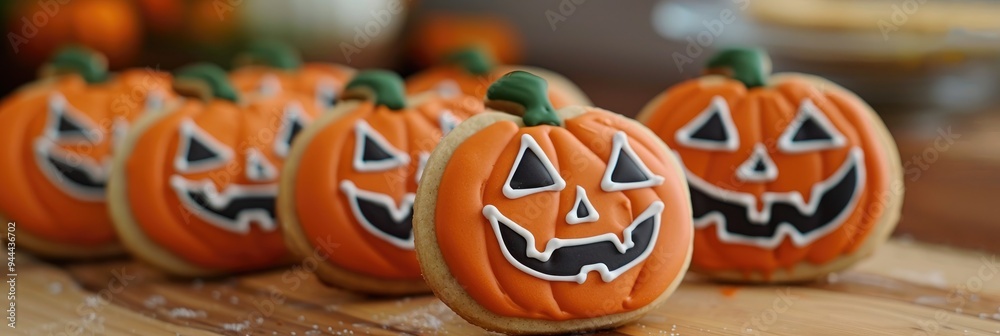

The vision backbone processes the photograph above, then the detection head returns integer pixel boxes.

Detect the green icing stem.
[486,71,561,127]
[174,63,240,102]
[706,48,771,88]
[446,48,494,76]
[47,46,108,84]
[240,40,303,70]
[344,70,406,110]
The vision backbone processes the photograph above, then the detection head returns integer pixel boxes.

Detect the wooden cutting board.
[10,239,1000,335]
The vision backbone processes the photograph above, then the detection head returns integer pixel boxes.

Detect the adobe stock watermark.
[741,287,798,335]
[671,0,751,73]
[545,0,589,31]
[912,254,999,335]
[877,0,928,41]
[7,0,71,54]
[340,0,407,63]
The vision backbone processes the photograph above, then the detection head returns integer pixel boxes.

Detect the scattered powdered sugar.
[143,295,166,309]
[167,308,207,319]
[371,300,456,333]
[48,282,62,294]
[222,321,250,332]
[83,295,101,308]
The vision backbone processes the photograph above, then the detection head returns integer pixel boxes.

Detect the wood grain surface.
[9,239,1000,335]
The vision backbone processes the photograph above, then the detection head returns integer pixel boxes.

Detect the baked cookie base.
[637,73,904,284]
[413,108,693,334]
[278,100,429,296]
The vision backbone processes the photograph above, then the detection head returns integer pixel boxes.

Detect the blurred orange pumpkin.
[9,0,141,67]
[409,13,523,68]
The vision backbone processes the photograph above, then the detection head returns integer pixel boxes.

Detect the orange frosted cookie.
[0,47,174,259]
[110,64,320,276]
[413,71,692,334]
[229,41,355,112]
[279,70,484,295]
[637,48,903,283]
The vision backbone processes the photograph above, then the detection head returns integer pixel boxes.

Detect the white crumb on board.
[167,308,207,319]
[889,269,948,288]
[371,300,458,333]
[144,295,166,309]
[222,321,250,332]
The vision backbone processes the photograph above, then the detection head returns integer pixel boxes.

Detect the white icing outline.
[111,117,129,152]
[680,147,866,248]
[169,175,278,234]
[33,139,110,202]
[601,131,665,192]
[340,180,415,250]
[565,185,600,224]
[315,78,339,110]
[736,143,778,183]
[173,119,234,174]
[258,74,282,97]
[44,93,99,144]
[438,109,459,137]
[502,134,567,199]
[434,79,461,99]
[482,201,664,284]
[414,152,430,184]
[245,148,278,182]
[273,102,311,158]
[777,98,847,154]
[352,120,410,172]
[144,90,166,113]
[675,95,739,152]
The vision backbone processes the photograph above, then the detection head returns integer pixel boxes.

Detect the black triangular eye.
[602,131,664,191]
[675,96,739,151]
[510,149,553,189]
[352,120,409,172]
[777,98,846,153]
[245,148,278,182]
[46,93,97,143]
[362,136,393,161]
[610,149,648,183]
[576,202,590,218]
[736,143,778,182]
[174,119,233,172]
[502,134,565,199]
[274,103,310,157]
[565,185,599,224]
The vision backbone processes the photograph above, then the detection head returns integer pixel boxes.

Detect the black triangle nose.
[737,144,778,182]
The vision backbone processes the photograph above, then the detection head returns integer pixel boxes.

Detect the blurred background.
[1,0,998,251]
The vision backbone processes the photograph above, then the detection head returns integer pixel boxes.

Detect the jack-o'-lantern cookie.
[637,48,903,283]
[413,71,693,334]
[406,48,591,108]
[279,70,484,295]
[0,47,175,259]
[230,41,355,111]
[109,64,320,276]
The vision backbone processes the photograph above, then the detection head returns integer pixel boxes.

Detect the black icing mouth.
[684,148,865,248]
[34,139,109,201]
[169,176,278,234]
[482,201,663,284]
[340,180,415,249]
